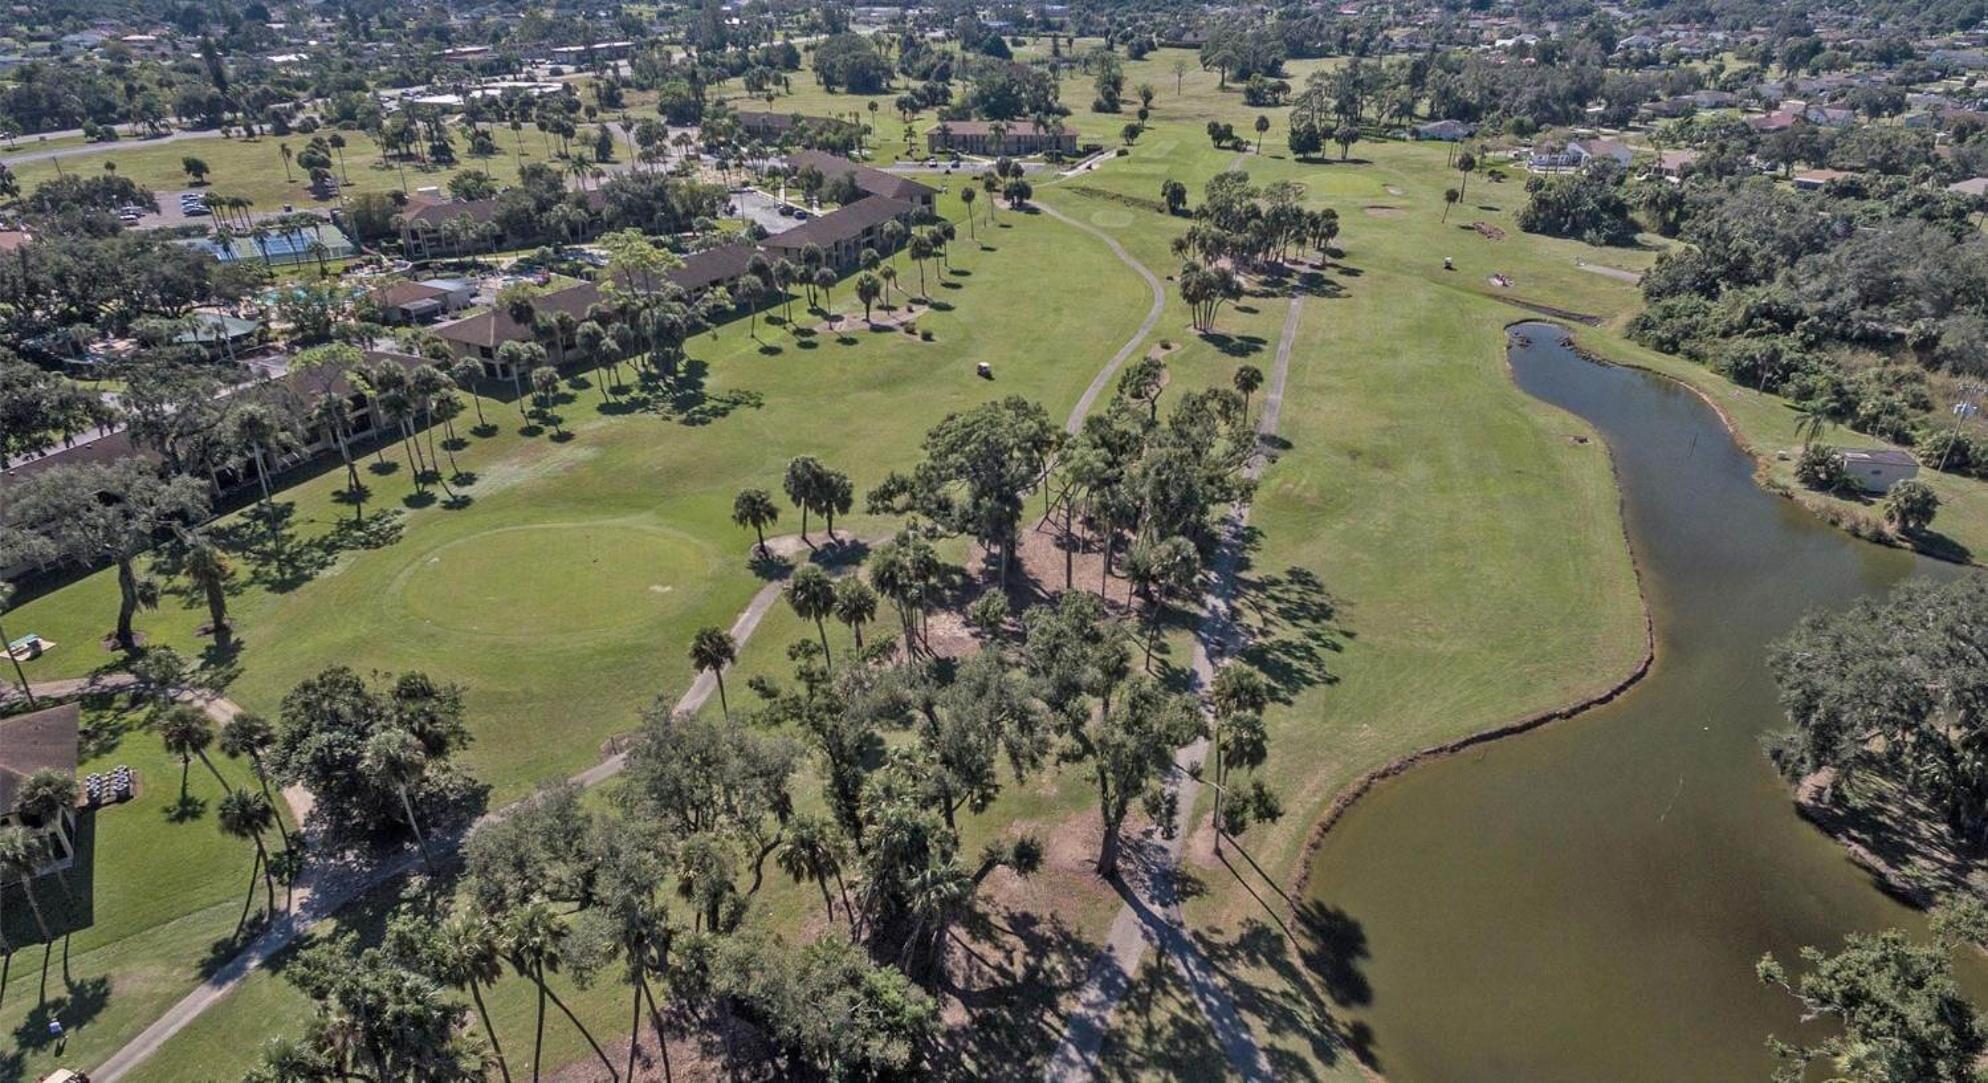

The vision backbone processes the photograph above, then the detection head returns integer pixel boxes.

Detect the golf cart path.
[1042,293,1304,1083]
[1031,201,1166,434]
[77,194,1181,1081]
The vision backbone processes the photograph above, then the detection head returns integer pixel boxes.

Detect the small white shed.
[1839,448,1919,493]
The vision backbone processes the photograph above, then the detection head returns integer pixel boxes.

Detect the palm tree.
[160,705,225,803]
[731,489,779,557]
[278,142,295,182]
[503,900,616,1082]
[776,814,850,923]
[1441,186,1461,223]
[1234,364,1264,418]
[433,910,515,1083]
[15,770,76,897]
[182,534,234,648]
[219,712,292,849]
[309,392,363,512]
[688,627,737,719]
[1795,399,1834,449]
[786,564,837,665]
[907,233,933,300]
[362,727,435,871]
[960,186,977,238]
[855,273,882,324]
[832,577,877,649]
[218,789,278,936]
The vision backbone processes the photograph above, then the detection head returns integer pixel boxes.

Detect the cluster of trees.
[1628,173,1988,451]
[812,33,895,95]
[1767,575,1988,843]
[1159,171,1340,330]
[1516,162,1640,248]
[0,352,110,467]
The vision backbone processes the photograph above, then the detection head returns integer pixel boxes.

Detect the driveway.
[728,187,807,235]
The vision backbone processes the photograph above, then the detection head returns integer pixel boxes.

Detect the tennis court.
[187,223,356,267]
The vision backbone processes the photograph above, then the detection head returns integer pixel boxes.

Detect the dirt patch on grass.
[815,301,928,336]
[1362,205,1406,218]
[1472,221,1507,241]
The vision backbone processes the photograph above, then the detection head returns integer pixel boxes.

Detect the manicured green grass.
[64,44,1988,1082]
[3,129,556,209]
[0,693,282,1083]
[10,185,1151,1080]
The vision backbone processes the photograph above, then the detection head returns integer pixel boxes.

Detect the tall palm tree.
[832,577,876,649]
[1795,399,1834,449]
[731,489,779,557]
[361,727,435,871]
[687,627,737,719]
[502,900,616,1082]
[219,712,291,849]
[159,705,226,802]
[433,910,514,1083]
[776,814,850,923]
[15,770,76,898]
[1233,364,1264,419]
[182,534,234,648]
[218,789,278,936]
[786,564,837,665]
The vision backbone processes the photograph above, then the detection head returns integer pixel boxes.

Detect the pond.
[1300,322,1983,1081]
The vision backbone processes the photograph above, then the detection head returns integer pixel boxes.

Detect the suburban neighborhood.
[8,0,1988,1081]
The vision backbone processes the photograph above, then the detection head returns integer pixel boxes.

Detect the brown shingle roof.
[762,197,917,252]
[435,283,604,350]
[371,281,450,307]
[667,244,757,292]
[784,150,935,205]
[0,703,79,815]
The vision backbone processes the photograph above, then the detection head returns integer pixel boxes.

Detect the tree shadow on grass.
[1200,331,1267,359]
[931,902,1101,1081]
[6,974,111,1064]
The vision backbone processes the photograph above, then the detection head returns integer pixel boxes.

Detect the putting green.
[394,523,709,637]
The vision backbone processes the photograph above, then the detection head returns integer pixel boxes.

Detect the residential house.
[1792,168,1854,191]
[1948,177,1988,198]
[397,194,507,258]
[761,197,919,271]
[1530,138,1633,171]
[434,282,602,375]
[784,149,936,211]
[736,110,859,143]
[370,280,470,324]
[926,120,1077,157]
[1653,148,1701,178]
[665,243,758,296]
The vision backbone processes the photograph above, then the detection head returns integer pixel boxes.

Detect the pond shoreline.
[1284,314,1968,961]
[1284,323,1658,915]
[1564,334,1980,570]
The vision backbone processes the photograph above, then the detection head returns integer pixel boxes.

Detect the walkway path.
[1043,295,1304,1082]
[1031,201,1166,435]
[0,126,226,168]
[77,192,1184,1081]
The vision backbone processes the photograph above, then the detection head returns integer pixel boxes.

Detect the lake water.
[1300,323,1978,1081]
